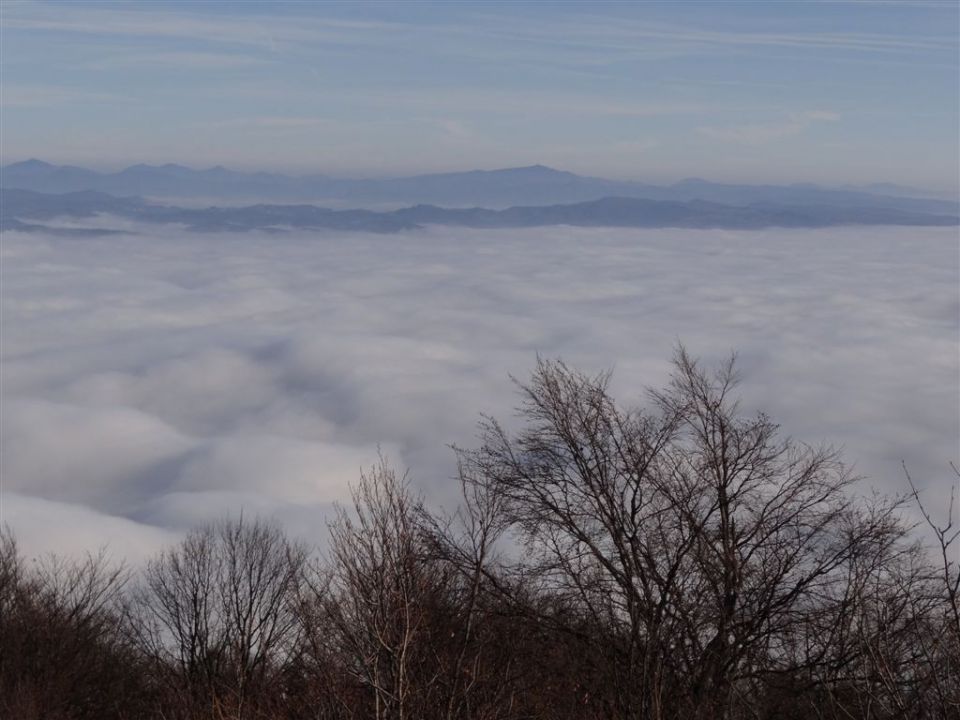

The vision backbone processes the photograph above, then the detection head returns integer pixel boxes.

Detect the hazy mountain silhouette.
[2,160,956,215]
[3,188,956,234]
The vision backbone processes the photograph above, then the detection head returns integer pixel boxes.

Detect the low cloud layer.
[2,223,957,560]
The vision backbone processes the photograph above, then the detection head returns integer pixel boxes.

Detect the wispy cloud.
[492,12,957,55]
[1,84,126,108]
[432,118,476,141]
[319,88,705,119]
[697,111,841,146]
[203,116,331,130]
[83,51,272,71]
[7,3,954,65]
[2,5,401,50]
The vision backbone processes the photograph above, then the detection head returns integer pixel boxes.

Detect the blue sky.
[2,0,958,189]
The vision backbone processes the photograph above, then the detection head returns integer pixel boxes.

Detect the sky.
[2,0,959,190]
[2,221,958,561]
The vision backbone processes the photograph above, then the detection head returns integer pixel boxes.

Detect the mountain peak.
[513,164,559,173]
[7,158,55,170]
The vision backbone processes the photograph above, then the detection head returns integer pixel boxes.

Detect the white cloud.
[1,493,179,565]
[698,110,841,145]
[1,223,956,562]
[174,435,388,505]
[1,399,195,509]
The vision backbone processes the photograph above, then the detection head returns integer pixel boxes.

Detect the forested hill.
[3,188,957,234]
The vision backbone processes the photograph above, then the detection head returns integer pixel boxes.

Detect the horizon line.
[3,157,953,195]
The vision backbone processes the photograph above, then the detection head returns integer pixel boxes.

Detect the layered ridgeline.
[2,188,957,235]
[2,161,957,234]
[3,159,957,211]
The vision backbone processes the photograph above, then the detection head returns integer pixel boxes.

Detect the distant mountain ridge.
[2,159,956,215]
[2,188,956,235]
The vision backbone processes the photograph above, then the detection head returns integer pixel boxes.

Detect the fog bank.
[2,223,956,559]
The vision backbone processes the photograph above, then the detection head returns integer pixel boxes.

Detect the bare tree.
[216,518,307,715]
[459,348,913,720]
[130,517,305,719]
[894,462,960,717]
[320,459,437,720]
[0,534,151,720]
[0,527,21,623]
[419,462,518,720]
[905,463,960,641]
[131,524,224,715]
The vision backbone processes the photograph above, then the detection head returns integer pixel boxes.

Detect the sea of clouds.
[2,221,957,562]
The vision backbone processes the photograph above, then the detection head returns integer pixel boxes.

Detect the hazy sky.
[2,0,958,189]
